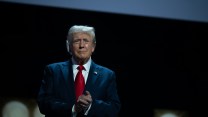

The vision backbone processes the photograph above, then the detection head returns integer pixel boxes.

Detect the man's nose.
[79,40,85,47]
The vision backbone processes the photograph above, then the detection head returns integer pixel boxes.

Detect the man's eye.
[73,40,80,43]
[83,39,90,42]
[73,39,90,44]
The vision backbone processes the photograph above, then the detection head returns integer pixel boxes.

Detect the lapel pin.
[94,71,97,75]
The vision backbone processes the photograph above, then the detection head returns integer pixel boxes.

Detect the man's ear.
[91,43,96,53]
[66,40,70,53]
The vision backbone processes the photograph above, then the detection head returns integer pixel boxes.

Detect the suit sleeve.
[88,70,121,117]
[37,65,71,116]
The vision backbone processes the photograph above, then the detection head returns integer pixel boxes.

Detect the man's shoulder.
[47,60,69,67]
[93,63,114,73]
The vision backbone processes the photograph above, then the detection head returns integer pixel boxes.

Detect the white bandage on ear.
[66,40,70,53]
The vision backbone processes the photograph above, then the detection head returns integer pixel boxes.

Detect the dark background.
[1,2,207,117]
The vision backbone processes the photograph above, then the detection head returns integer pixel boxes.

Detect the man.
[37,25,121,117]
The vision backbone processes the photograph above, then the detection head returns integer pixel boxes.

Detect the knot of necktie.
[77,65,84,71]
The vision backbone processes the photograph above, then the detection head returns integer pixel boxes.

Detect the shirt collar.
[72,57,91,72]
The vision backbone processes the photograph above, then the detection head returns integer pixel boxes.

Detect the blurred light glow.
[33,105,45,117]
[161,113,178,117]
[2,101,29,117]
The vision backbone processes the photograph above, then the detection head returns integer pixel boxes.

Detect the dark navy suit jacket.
[37,60,121,117]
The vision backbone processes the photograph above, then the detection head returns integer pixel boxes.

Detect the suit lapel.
[62,60,76,100]
[85,61,100,96]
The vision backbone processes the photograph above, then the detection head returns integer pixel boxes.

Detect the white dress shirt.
[71,57,92,117]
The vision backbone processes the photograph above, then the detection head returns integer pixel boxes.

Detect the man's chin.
[76,57,89,64]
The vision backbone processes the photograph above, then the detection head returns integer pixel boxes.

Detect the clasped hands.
[75,91,92,112]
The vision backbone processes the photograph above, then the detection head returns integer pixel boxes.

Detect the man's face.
[70,32,95,64]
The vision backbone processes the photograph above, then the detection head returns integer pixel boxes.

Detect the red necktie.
[75,65,85,101]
